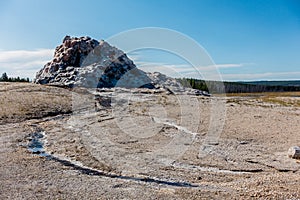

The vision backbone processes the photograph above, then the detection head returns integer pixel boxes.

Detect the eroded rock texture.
[35,36,154,88]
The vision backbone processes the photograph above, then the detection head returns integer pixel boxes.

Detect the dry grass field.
[0,82,72,124]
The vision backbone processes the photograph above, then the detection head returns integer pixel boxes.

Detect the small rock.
[240,141,249,145]
[63,35,71,43]
[207,141,219,145]
[287,146,300,159]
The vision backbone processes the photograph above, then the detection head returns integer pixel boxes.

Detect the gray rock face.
[34,36,154,89]
[35,36,99,85]
[34,35,206,96]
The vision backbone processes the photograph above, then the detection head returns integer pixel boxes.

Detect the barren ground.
[0,82,300,199]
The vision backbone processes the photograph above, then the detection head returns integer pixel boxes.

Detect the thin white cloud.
[221,71,300,81]
[139,65,189,78]
[215,63,243,68]
[0,49,53,79]
[193,63,253,71]
[129,52,253,80]
[135,61,300,81]
[137,62,192,77]
[136,61,246,79]
[0,49,53,62]
[137,63,220,80]
[136,61,247,71]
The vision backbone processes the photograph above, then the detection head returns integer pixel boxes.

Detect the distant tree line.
[0,72,30,82]
[177,78,300,94]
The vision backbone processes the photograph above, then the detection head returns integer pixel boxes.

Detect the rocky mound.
[34,36,154,89]
[35,36,98,85]
[34,35,206,96]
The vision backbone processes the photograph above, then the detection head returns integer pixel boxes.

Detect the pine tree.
[1,72,8,81]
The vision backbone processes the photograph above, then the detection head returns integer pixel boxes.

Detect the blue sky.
[0,0,299,80]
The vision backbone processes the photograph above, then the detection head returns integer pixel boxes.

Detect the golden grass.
[0,83,72,123]
[260,96,300,107]
[223,91,300,107]
[224,91,300,98]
